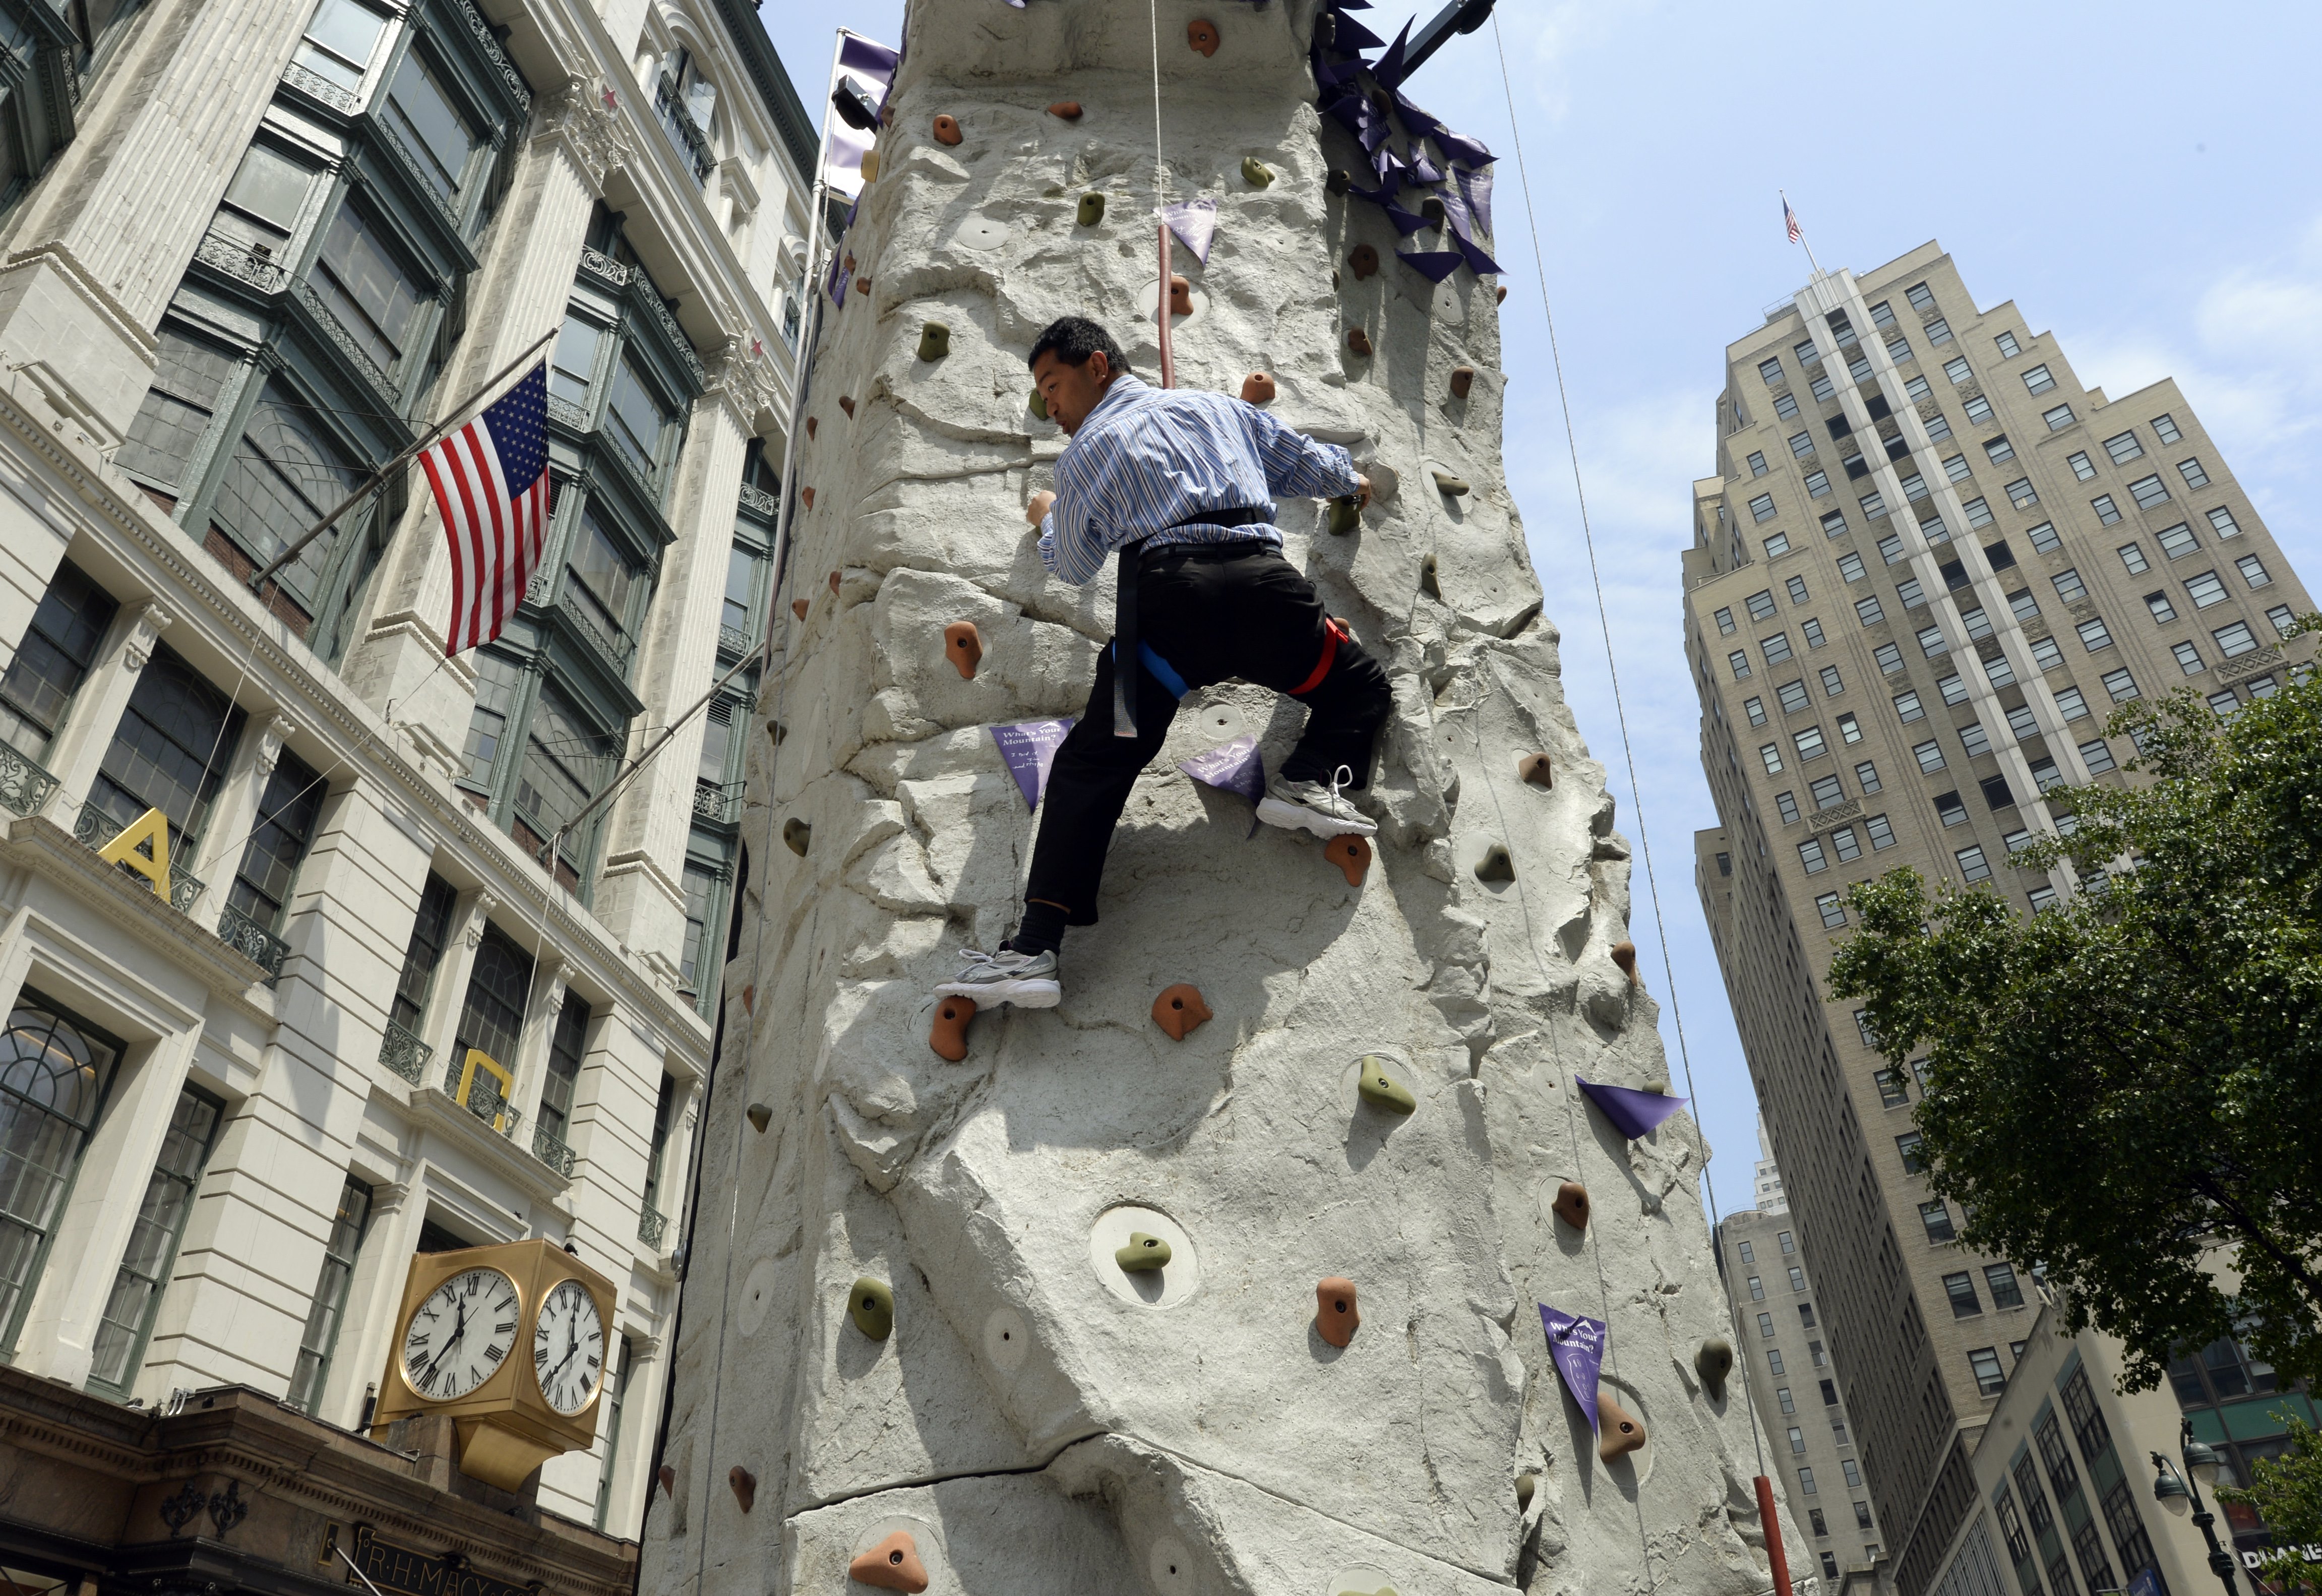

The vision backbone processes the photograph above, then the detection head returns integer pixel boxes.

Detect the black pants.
[1026,543,1392,925]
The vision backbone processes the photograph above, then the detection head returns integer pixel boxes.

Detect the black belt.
[1113,508,1271,737]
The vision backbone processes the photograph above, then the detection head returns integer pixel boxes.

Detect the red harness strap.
[1291,617,1352,696]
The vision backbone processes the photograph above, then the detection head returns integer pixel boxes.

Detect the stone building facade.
[0,0,811,1555]
[1686,241,2314,1596]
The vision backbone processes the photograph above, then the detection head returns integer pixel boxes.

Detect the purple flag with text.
[991,718,1074,811]
[1541,1303,1607,1432]
[1574,1075,1688,1141]
[1176,735,1265,805]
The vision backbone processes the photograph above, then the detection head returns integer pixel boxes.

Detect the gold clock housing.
[372,1238,618,1491]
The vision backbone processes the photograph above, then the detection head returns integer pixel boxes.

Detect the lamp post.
[2152,1422,2242,1596]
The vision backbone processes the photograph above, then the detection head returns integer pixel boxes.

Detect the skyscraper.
[1685,240,2314,1596]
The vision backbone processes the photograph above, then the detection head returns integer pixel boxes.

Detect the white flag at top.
[824,30,898,201]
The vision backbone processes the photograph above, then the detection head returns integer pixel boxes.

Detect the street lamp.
[2152,1422,2242,1596]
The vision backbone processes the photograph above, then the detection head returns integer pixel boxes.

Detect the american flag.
[422,360,550,656]
[1784,196,1803,244]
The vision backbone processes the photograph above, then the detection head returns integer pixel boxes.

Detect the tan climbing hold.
[943,620,983,679]
[1553,1180,1590,1230]
[1516,1472,1537,1510]
[918,321,950,360]
[807,415,818,439]
[1315,1277,1359,1347]
[1432,469,1471,496]
[782,817,810,856]
[746,1101,771,1132]
[1076,192,1106,226]
[1325,832,1371,886]
[828,570,841,593]
[1612,940,1639,985]
[1327,497,1361,535]
[741,984,755,1015]
[849,1531,930,1593]
[790,598,809,620]
[1151,983,1211,1040]
[839,395,856,417]
[1348,242,1378,279]
[1240,371,1276,404]
[1518,752,1554,787]
[1697,1336,1735,1400]
[1346,327,1372,357]
[1168,274,1192,317]
[728,1465,755,1511]
[930,996,975,1062]
[802,486,815,509]
[1187,17,1219,54]
[1241,155,1273,187]
[1450,365,1475,399]
[859,150,880,184]
[1598,1394,1647,1461]
[1116,1232,1172,1272]
[1048,100,1083,119]
[932,113,962,146]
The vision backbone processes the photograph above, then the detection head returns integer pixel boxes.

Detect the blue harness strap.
[1112,638,1190,700]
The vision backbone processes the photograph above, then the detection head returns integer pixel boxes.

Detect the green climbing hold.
[1077,192,1106,226]
[918,322,951,360]
[1115,1232,1172,1272]
[1029,388,1049,419]
[1358,1053,1417,1115]
[1241,155,1274,187]
[848,1276,894,1341]
[1327,496,1361,535]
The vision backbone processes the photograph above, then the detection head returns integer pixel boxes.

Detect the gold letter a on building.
[97,807,174,900]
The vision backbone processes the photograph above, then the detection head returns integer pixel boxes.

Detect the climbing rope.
[1489,3,1770,1497]
[1148,0,1176,389]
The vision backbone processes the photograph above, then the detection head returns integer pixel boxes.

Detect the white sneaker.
[934,947,1062,1008]
[1256,765,1377,837]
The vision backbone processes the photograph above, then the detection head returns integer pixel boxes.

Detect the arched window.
[0,995,123,1351]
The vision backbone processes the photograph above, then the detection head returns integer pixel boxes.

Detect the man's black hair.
[1028,315,1128,375]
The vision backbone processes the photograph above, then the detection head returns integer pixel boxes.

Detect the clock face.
[402,1267,520,1402]
[531,1277,607,1416]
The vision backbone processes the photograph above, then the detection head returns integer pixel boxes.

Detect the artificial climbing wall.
[638,2,1797,1592]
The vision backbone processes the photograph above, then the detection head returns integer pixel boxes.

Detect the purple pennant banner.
[991,718,1074,812]
[1397,250,1463,284]
[1160,199,1218,265]
[1574,1075,1689,1141]
[1541,1304,1608,1432]
[1177,734,1265,805]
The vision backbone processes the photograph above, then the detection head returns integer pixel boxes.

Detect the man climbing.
[936,315,1394,1010]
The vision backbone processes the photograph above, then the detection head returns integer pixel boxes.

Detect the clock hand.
[423,1296,470,1380]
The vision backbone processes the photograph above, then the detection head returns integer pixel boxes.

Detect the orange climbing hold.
[1518,752,1553,787]
[802,487,815,509]
[1151,983,1211,1040]
[1598,1395,1647,1461]
[807,415,818,439]
[1450,365,1475,399]
[929,997,975,1062]
[1496,284,1509,304]
[1316,1276,1360,1346]
[828,570,842,594]
[1325,833,1371,886]
[728,1465,755,1511]
[657,1464,675,1495]
[790,599,809,620]
[944,621,983,679]
[1346,327,1372,356]
[1168,274,1192,316]
[1611,940,1639,985]
[1348,242,1379,279]
[1048,100,1083,119]
[1240,371,1276,404]
[1187,17,1219,54]
[932,114,962,146]
[849,1531,931,1593]
[1553,1180,1590,1230]
[839,395,857,417]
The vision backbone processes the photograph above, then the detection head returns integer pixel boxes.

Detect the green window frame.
[0,993,125,1356]
[536,992,588,1143]
[452,926,533,1115]
[390,871,458,1034]
[228,749,329,934]
[88,1082,225,1395]
[286,1175,373,1413]
[90,642,246,868]
[592,1331,636,1528]
[0,559,118,761]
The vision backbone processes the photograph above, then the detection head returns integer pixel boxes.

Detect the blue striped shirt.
[1036,373,1362,586]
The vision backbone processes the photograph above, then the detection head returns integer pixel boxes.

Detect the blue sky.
[761,0,2322,1215]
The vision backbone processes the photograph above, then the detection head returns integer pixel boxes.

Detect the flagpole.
[1780,188,1823,278]
[244,327,557,598]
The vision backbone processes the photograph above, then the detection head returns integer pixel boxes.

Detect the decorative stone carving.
[123,601,174,671]
[534,76,633,193]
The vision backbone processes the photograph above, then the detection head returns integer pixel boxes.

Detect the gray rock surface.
[638,3,1798,1591]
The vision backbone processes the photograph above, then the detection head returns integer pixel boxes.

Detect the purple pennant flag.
[1397,250,1463,284]
[1177,734,1265,805]
[1541,1304,1608,1432]
[991,718,1074,812]
[1459,164,1495,236]
[1574,1074,1689,1141]
[1434,127,1495,169]
[1331,10,1385,48]
[1160,199,1218,265]
[1380,202,1429,237]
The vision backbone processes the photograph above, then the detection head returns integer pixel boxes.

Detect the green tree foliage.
[1826,631,2322,1394]
[2218,1414,2322,1585]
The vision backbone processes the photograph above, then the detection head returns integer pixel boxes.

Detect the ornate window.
[88,1083,224,1394]
[0,560,117,761]
[0,994,123,1354]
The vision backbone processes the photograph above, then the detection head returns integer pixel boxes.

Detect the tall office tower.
[1718,1153,1884,1587]
[0,0,813,1568]
[1684,241,2315,1596]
